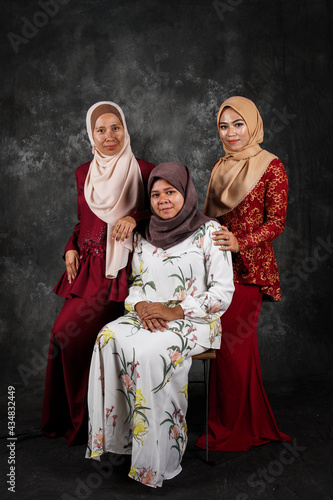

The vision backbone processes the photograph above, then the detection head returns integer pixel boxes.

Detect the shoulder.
[192,220,221,240]
[133,231,145,250]
[210,159,220,173]
[265,157,288,184]
[204,219,222,233]
[75,161,91,179]
[136,158,155,175]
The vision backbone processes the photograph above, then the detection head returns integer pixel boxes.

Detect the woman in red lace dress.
[197,96,291,451]
[41,101,155,446]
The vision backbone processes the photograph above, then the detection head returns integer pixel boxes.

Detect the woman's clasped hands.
[135,301,184,332]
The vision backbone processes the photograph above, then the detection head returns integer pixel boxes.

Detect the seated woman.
[85,162,235,488]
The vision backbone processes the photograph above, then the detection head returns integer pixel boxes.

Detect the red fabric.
[41,298,124,446]
[42,157,155,445]
[54,158,155,300]
[217,159,288,301]
[196,284,291,451]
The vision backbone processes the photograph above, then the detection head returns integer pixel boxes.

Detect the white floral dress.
[85,221,234,487]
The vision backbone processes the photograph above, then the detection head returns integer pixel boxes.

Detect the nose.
[159,193,168,203]
[227,125,236,136]
[106,129,115,140]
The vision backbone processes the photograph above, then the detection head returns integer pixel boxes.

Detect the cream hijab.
[204,96,277,217]
[84,101,144,279]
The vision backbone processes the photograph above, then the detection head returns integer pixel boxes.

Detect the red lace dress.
[197,158,292,451]
[41,158,155,446]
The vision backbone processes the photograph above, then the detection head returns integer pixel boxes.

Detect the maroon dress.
[197,159,292,451]
[41,158,155,446]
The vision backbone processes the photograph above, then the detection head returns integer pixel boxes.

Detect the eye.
[112,126,119,131]
[235,122,245,127]
[219,125,227,130]
[151,193,159,198]
[167,190,175,195]
[96,128,105,133]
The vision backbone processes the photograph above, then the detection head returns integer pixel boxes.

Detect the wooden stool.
[192,348,216,462]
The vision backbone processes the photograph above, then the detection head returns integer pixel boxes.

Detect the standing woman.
[197,96,291,451]
[41,101,155,446]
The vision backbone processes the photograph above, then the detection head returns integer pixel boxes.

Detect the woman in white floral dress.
[86,162,234,488]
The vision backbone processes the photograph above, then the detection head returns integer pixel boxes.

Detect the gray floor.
[1,377,332,500]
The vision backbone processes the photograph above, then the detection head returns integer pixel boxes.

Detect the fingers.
[140,303,168,320]
[212,229,239,253]
[67,258,79,283]
[141,318,166,332]
[65,250,79,283]
[112,217,137,242]
[67,266,75,283]
[213,231,231,248]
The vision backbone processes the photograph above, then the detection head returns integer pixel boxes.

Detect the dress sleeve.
[64,169,81,255]
[128,159,155,223]
[180,222,235,324]
[237,160,288,251]
[124,233,147,311]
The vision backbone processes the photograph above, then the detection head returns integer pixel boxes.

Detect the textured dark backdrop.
[1,0,332,391]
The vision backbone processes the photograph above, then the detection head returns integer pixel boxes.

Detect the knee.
[52,317,81,348]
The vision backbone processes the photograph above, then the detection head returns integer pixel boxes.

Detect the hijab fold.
[204,96,277,217]
[145,162,211,250]
[84,101,144,278]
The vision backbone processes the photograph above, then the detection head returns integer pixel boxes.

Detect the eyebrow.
[95,123,121,129]
[151,186,175,194]
[219,118,244,125]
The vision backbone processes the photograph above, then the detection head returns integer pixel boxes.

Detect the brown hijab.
[204,96,277,217]
[145,162,211,250]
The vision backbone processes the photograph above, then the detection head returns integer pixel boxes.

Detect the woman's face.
[93,113,125,156]
[218,107,250,151]
[150,179,184,219]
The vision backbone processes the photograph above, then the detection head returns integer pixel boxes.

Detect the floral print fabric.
[85,222,234,487]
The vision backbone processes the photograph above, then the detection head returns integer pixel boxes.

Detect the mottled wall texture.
[1,0,332,390]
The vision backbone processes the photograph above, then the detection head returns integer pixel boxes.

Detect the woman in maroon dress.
[41,101,155,446]
[197,96,291,451]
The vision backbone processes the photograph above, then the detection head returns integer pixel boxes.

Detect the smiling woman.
[93,113,125,156]
[150,179,184,220]
[85,162,235,488]
[197,95,291,452]
[218,107,250,151]
[41,101,155,447]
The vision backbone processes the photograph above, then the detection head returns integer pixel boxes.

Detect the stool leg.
[204,359,209,462]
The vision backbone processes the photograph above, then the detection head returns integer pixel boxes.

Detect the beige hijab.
[84,101,144,279]
[204,96,277,217]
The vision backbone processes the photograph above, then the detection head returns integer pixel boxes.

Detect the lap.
[96,313,205,360]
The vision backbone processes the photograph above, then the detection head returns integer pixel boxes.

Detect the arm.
[180,222,235,324]
[237,161,288,250]
[213,160,288,253]
[111,159,155,242]
[124,234,170,331]
[64,168,82,282]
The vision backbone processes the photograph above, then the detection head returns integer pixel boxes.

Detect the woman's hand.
[135,301,184,332]
[111,216,137,242]
[65,249,80,283]
[212,225,239,253]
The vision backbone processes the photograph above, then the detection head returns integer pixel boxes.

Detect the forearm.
[237,218,286,251]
